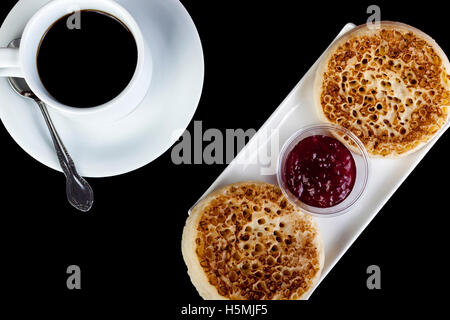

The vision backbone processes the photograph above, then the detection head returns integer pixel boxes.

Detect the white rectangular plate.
[190,23,449,299]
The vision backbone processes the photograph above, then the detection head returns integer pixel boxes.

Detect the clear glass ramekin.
[277,123,370,217]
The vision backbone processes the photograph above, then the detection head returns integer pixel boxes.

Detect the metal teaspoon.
[7,39,94,212]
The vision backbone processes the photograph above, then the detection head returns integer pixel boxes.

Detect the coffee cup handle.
[0,48,23,77]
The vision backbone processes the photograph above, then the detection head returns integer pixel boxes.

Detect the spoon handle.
[36,100,94,212]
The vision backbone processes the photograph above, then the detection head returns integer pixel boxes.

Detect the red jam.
[283,135,356,208]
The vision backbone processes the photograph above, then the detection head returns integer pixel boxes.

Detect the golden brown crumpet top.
[314,22,450,157]
[182,182,324,300]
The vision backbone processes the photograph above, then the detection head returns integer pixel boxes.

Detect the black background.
[0,0,448,314]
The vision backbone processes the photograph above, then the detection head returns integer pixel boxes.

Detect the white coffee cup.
[0,0,152,123]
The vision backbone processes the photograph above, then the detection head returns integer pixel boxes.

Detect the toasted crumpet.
[314,22,450,157]
[182,181,324,300]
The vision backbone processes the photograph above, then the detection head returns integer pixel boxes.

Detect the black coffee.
[37,10,138,108]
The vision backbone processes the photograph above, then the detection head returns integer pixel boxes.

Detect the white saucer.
[0,0,204,177]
